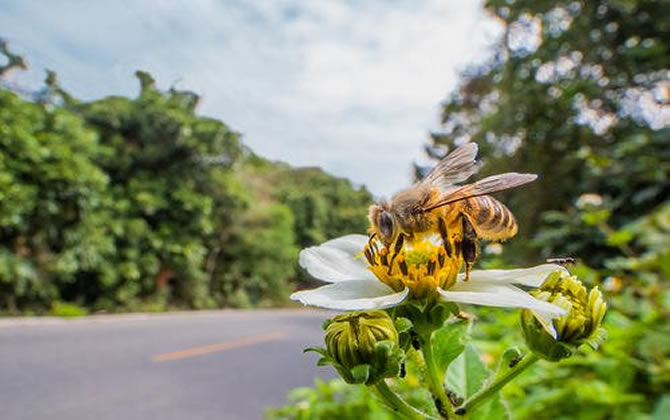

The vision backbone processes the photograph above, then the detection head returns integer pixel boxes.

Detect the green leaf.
[447,344,508,420]
[429,303,449,326]
[653,395,670,420]
[580,328,608,351]
[304,346,328,357]
[305,347,334,368]
[395,317,414,351]
[351,364,371,384]
[322,318,334,330]
[606,230,634,246]
[446,344,489,399]
[493,347,523,381]
[432,321,466,376]
[582,209,611,226]
[394,317,413,333]
[473,392,509,420]
[368,340,405,384]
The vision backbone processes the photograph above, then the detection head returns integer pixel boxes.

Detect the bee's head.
[368,203,397,246]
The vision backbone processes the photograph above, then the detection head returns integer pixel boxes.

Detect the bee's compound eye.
[380,211,394,240]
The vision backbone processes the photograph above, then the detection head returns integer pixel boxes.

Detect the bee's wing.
[423,172,537,212]
[419,142,479,191]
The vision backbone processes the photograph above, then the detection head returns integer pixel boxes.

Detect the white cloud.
[0,0,500,197]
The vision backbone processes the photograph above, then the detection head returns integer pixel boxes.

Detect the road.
[0,310,338,420]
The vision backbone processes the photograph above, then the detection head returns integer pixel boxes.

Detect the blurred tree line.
[273,0,669,419]
[0,45,372,314]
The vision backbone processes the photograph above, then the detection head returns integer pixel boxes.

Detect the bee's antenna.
[367,232,377,255]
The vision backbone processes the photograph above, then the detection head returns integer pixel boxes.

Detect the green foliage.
[464,205,669,420]
[266,378,395,420]
[0,46,371,313]
[275,166,373,285]
[276,167,372,248]
[432,321,466,378]
[653,396,670,420]
[0,88,109,310]
[65,72,246,310]
[268,352,443,420]
[49,301,88,318]
[212,202,298,308]
[447,344,509,420]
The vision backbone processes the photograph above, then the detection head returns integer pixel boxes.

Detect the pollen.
[365,235,462,298]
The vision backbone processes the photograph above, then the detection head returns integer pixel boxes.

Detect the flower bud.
[521,271,607,361]
[325,310,399,369]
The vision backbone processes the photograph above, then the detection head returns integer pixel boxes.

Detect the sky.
[0,0,501,197]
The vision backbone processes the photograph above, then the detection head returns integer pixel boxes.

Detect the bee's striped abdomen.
[463,195,518,241]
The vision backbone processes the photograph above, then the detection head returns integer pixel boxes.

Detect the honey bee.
[368,142,536,279]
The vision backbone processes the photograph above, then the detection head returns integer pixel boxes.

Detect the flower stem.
[421,336,452,419]
[374,379,435,420]
[455,353,540,416]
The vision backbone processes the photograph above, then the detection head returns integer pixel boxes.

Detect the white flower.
[291,234,568,336]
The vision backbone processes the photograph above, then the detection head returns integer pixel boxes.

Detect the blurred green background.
[1,0,668,418]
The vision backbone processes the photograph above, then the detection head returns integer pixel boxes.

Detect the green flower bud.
[306,311,404,385]
[521,271,607,361]
[325,310,399,369]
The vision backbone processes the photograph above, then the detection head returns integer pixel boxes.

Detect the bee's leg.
[462,217,478,281]
[364,247,375,265]
[438,217,453,257]
[366,232,377,263]
[462,239,477,281]
[387,234,405,275]
[368,232,377,247]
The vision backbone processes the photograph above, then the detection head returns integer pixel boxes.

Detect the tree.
[423,0,669,266]
[0,42,373,312]
[0,87,109,310]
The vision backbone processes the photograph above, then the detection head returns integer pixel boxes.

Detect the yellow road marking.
[153,331,287,362]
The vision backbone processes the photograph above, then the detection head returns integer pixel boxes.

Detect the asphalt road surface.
[0,310,338,420]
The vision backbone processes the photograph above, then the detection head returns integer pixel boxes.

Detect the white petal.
[438,282,567,316]
[458,264,568,287]
[291,281,409,310]
[321,234,369,255]
[299,234,374,282]
[533,310,559,339]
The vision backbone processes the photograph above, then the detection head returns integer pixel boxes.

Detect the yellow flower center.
[363,235,462,298]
